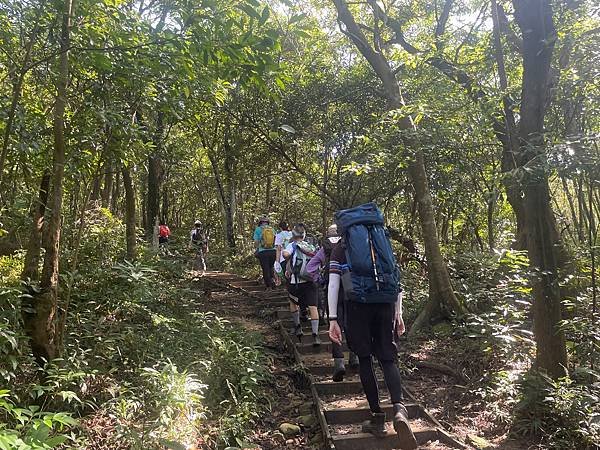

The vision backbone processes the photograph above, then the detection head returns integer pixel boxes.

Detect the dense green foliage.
[1,213,270,449]
[0,0,599,448]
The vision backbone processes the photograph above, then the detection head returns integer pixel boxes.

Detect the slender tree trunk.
[409,151,465,332]
[90,175,101,203]
[111,170,120,214]
[265,168,272,212]
[207,149,236,249]
[22,0,72,363]
[561,176,581,242]
[0,4,45,195]
[332,0,464,334]
[514,0,567,378]
[146,112,164,238]
[322,147,331,234]
[161,184,169,224]
[122,167,137,260]
[487,191,496,251]
[57,178,96,350]
[147,155,161,238]
[21,173,51,282]
[101,163,113,208]
[578,175,590,237]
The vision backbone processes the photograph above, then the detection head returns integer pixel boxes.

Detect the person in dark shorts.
[327,244,417,449]
[283,224,321,346]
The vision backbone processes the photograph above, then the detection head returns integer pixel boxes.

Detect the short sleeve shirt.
[275,230,292,262]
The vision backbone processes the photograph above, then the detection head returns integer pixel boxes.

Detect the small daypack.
[290,241,315,283]
[192,229,205,243]
[335,202,400,304]
[261,226,276,249]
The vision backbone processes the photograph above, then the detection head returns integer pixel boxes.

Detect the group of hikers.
[156,204,417,446]
[157,220,209,272]
[252,203,418,448]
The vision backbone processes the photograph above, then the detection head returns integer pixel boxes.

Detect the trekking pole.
[368,229,380,291]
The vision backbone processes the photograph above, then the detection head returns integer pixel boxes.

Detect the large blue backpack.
[335,203,400,304]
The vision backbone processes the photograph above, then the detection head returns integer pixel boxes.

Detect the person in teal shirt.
[253,216,277,289]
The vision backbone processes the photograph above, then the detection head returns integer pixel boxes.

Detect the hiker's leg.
[266,249,276,287]
[372,303,402,399]
[302,283,320,343]
[359,356,381,412]
[346,302,380,410]
[371,303,416,448]
[257,251,270,286]
[288,284,302,339]
[200,248,206,272]
[380,359,403,403]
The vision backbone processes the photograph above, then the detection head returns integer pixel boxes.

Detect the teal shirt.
[253,225,275,252]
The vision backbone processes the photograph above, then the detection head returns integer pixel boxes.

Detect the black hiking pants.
[346,302,404,411]
[257,249,276,288]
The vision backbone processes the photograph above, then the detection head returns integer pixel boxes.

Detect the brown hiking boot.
[361,412,387,438]
[393,403,417,449]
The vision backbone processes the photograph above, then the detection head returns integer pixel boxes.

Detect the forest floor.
[188,273,322,449]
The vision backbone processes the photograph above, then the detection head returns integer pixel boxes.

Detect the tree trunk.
[101,163,113,208]
[23,0,72,363]
[0,4,44,196]
[332,0,464,334]
[122,167,137,260]
[487,191,496,251]
[514,0,567,378]
[161,184,169,224]
[147,155,161,238]
[409,151,465,333]
[146,112,164,238]
[561,176,581,242]
[90,175,101,203]
[111,170,120,214]
[207,148,236,249]
[21,173,51,282]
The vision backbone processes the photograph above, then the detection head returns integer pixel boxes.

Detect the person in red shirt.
[158,221,171,254]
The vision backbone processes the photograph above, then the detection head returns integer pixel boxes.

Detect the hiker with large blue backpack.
[327,203,417,449]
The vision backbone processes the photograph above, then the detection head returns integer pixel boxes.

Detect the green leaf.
[289,13,307,25]
[275,77,286,90]
[259,6,270,26]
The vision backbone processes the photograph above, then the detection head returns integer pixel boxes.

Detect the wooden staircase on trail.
[203,271,467,450]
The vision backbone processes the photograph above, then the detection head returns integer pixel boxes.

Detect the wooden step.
[314,379,386,396]
[331,427,456,450]
[324,403,421,424]
[307,364,359,376]
[296,341,348,354]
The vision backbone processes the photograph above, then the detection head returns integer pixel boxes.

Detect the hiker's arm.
[327,273,343,344]
[395,290,403,317]
[395,290,405,336]
[282,245,292,259]
[327,273,340,318]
